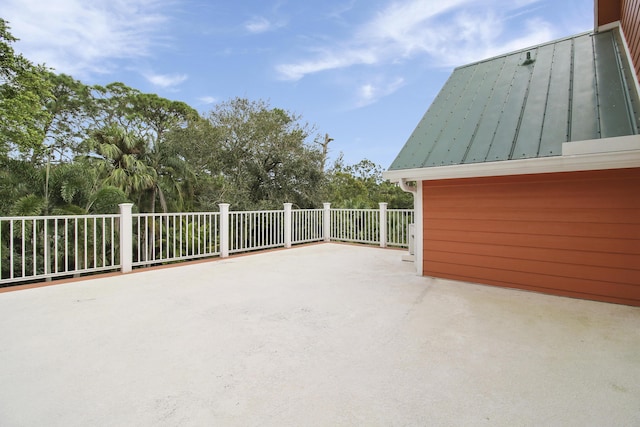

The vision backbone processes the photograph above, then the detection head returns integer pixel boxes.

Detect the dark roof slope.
[389,29,640,171]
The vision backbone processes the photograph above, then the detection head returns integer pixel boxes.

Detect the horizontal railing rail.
[1,202,413,286]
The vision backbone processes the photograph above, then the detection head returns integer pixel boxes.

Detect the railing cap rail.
[133,211,222,217]
[0,214,120,221]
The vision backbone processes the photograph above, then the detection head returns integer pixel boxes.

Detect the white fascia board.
[383,145,640,183]
[597,20,620,32]
[562,134,640,155]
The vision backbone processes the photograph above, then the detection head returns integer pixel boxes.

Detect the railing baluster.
[31,219,36,277]
[20,219,25,278]
[197,214,202,255]
[83,217,87,270]
[9,220,14,278]
[0,220,3,279]
[64,218,68,273]
[43,219,49,275]
[92,217,97,269]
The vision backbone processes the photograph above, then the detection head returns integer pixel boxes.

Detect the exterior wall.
[620,0,640,80]
[422,168,640,306]
[597,0,622,26]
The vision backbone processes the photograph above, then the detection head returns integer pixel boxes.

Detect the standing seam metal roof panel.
[484,50,532,162]
[538,39,573,156]
[511,43,556,159]
[388,29,640,171]
[464,53,522,163]
[425,59,504,166]
[570,34,600,141]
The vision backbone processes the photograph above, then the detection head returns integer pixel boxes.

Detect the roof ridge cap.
[454,30,595,71]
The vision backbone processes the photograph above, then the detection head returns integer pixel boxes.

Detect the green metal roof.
[389,29,640,171]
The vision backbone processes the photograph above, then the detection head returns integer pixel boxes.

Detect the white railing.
[1,202,413,286]
[330,208,380,244]
[387,209,414,247]
[132,212,220,267]
[229,210,284,253]
[0,215,120,284]
[292,208,324,244]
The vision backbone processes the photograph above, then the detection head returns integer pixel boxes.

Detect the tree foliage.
[326,157,412,209]
[0,22,412,215]
[0,19,53,156]
[163,98,327,210]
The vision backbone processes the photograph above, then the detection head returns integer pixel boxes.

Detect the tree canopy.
[0,18,53,156]
[0,19,412,215]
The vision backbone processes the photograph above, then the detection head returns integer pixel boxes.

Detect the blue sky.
[2,0,593,169]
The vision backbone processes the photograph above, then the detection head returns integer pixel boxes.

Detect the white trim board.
[383,136,640,182]
[562,134,640,155]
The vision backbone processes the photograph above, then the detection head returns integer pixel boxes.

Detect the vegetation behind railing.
[1,203,413,287]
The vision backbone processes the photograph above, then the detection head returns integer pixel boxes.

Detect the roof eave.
[383,135,640,182]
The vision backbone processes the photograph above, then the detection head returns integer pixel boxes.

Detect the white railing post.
[219,203,230,258]
[284,203,292,248]
[323,202,331,242]
[119,203,133,273]
[379,202,388,248]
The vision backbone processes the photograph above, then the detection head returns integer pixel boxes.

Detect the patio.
[0,243,638,426]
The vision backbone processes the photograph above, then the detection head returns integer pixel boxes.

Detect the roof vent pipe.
[522,51,535,66]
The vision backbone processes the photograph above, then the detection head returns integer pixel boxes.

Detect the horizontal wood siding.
[621,0,640,80]
[422,168,640,306]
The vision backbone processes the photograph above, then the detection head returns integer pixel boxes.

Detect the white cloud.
[2,0,172,78]
[244,15,287,34]
[326,0,357,20]
[277,48,378,80]
[245,16,273,34]
[356,77,405,107]
[198,96,218,105]
[276,0,557,81]
[144,72,188,88]
[357,0,471,55]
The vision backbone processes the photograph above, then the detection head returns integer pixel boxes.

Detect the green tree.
[86,85,199,212]
[0,19,53,156]
[327,157,412,208]
[0,155,128,216]
[165,117,225,211]
[205,97,326,209]
[46,161,129,214]
[88,125,156,202]
[0,156,42,215]
[129,93,199,213]
[40,72,93,162]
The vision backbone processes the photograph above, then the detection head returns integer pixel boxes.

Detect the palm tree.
[90,125,156,201]
[143,138,196,213]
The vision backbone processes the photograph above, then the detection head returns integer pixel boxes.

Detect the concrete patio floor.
[0,243,639,426]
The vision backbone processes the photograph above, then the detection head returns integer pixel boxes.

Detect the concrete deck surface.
[0,243,639,426]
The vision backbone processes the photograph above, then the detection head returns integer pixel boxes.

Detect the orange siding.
[598,0,622,26]
[422,168,640,306]
[621,0,640,80]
